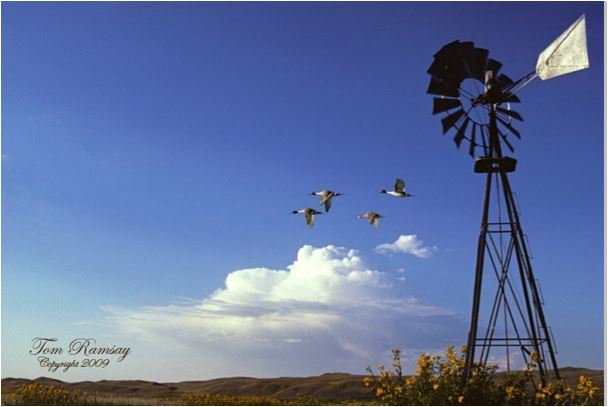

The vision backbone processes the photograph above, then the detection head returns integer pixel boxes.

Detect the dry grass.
[1,368,602,406]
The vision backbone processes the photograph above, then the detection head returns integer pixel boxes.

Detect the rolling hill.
[1,368,603,404]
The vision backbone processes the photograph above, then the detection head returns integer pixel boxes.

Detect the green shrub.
[364,346,600,405]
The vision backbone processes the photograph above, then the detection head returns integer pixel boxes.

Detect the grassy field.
[1,368,603,405]
[1,373,373,405]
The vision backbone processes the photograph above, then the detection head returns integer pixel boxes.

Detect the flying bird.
[381,178,414,198]
[292,208,323,227]
[357,211,383,228]
[310,190,343,212]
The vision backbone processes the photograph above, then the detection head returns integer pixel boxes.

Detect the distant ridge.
[1,373,373,402]
[1,368,603,403]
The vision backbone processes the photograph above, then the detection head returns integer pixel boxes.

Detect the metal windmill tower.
[426,16,589,385]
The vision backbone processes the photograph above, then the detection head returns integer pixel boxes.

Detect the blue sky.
[2,2,604,381]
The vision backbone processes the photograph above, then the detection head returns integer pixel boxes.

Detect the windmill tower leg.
[463,172,492,381]
[499,171,561,382]
[463,106,560,386]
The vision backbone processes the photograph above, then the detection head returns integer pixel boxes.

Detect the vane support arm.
[503,70,538,97]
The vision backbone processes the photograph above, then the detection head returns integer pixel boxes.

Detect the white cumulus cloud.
[375,235,437,258]
[101,245,462,380]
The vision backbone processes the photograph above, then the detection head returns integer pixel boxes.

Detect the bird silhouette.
[381,178,414,197]
[357,211,383,228]
[310,190,343,212]
[292,208,324,227]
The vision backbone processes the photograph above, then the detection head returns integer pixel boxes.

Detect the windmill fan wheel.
[427,41,524,157]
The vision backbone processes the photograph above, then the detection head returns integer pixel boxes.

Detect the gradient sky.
[2,2,604,382]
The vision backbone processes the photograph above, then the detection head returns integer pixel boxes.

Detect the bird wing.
[323,197,332,212]
[319,191,333,202]
[319,191,336,212]
[372,215,380,228]
[305,210,314,226]
[395,178,406,193]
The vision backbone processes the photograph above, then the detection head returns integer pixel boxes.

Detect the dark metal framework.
[464,105,560,386]
[426,41,560,386]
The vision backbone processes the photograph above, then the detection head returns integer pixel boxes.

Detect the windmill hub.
[470,79,511,106]
[458,78,491,125]
[427,41,523,158]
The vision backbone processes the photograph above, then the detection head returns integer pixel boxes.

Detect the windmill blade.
[458,54,474,79]
[455,41,475,79]
[433,40,460,58]
[497,107,524,121]
[499,130,515,153]
[497,74,515,88]
[458,41,474,52]
[428,51,464,83]
[495,74,524,104]
[469,123,477,157]
[504,93,521,103]
[497,115,521,139]
[436,40,468,64]
[441,109,465,134]
[433,97,461,114]
[536,15,589,80]
[469,47,490,81]
[427,59,451,79]
[453,117,470,148]
[497,73,514,83]
[427,77,460,97]
[486,58,503,77]
[428,56,460,81]
[430,41,475,83]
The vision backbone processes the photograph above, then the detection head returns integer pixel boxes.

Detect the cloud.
[488,350,526,372]
[102,245,463,380]
[375,235,437,258]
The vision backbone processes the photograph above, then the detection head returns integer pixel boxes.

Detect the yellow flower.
[433,383,439,390]
[458,395,464,404]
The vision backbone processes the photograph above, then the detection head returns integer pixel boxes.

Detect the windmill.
[426,16,589,385]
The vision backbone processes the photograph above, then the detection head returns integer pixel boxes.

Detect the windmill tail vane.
[536,14,589,80]
[506,14,589,95]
